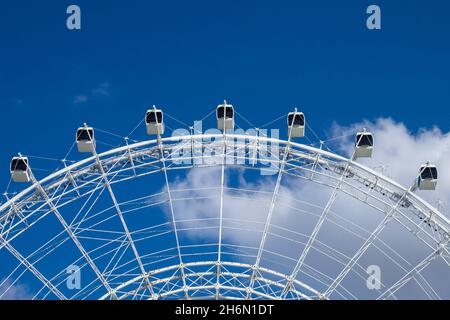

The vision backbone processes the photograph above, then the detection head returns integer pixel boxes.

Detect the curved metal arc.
[2,133,447,232]
[99,260,324,300]
[2,139,448,256]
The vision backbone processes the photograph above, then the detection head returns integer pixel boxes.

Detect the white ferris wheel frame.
[0,133,449,300]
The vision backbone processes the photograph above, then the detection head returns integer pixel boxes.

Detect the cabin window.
[421,167,438,179]
[217,107,233,119]
[356,134,373,147]
[147,111,163,123]
[11,158,28,171]
[77,129,94,141]
[288,114,304,126]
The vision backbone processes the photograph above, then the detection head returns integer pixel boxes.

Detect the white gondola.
[287,109,305,138]
[10,156,31,183]
[76,127,95,153]
[418,164,438,190]
[145,108,165,135]
[216,101,234,131]
[355,130,373,158]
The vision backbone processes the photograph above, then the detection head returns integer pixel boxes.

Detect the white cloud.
[168,167,299,246]
[0,279,31,300]
[161,118,450,298]
[73,94,88,105]
[91,82,110,97]
[72,82,110,105]
[167,118,450,241]
[331,118,450,215]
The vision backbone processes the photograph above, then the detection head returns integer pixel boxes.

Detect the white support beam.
[280,157,355,299]
[280,134,373,299]
[153,110,189,299]
[323,189,412,298]
[30,174,118,299]
[0,235,66,300]
[247,117,296,299]
[377,249,441,300]
[216,129,227,300]
[124,137,137,177]
[323,166,440,298]
[89,127,156,298]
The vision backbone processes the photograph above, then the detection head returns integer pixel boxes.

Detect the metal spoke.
[90,132,156,297]
[323,165,440,298]
[0,235,66,300]
[30,174,117,299]
[153,112,188,299]
[247,119,296,299]
[280,156,356,298]
[377,249,441,300]
[216,131,227,299]
[323,189,412,297]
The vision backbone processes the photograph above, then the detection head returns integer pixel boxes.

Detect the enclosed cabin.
[76,126,95,153]
[10,156,31,183]
[418,164,438,190]
[287,109,305,138]
[355,130,373,158]
[216,101,234,131]
[145,108,164,135]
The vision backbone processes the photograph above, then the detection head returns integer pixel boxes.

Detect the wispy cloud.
[167,118,450,240]
[162,118,450,299]
[0,279,32,300]
[72,94,88,105]
[71,81,111,105]
[331,118,450,213]
[91,82,110,97]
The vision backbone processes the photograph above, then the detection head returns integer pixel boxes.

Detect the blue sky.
[1,1,449,158]
[1,1,450,299]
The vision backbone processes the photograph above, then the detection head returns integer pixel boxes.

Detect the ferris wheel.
[0,102,449,300]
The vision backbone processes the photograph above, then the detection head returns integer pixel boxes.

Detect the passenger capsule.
[216,101,234,131]
[10,156,31,183]
[355,130,373,158]
[287,110,305,138]
[418,164,438,190]
[145,108,165,135]
[76,126,95,153]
